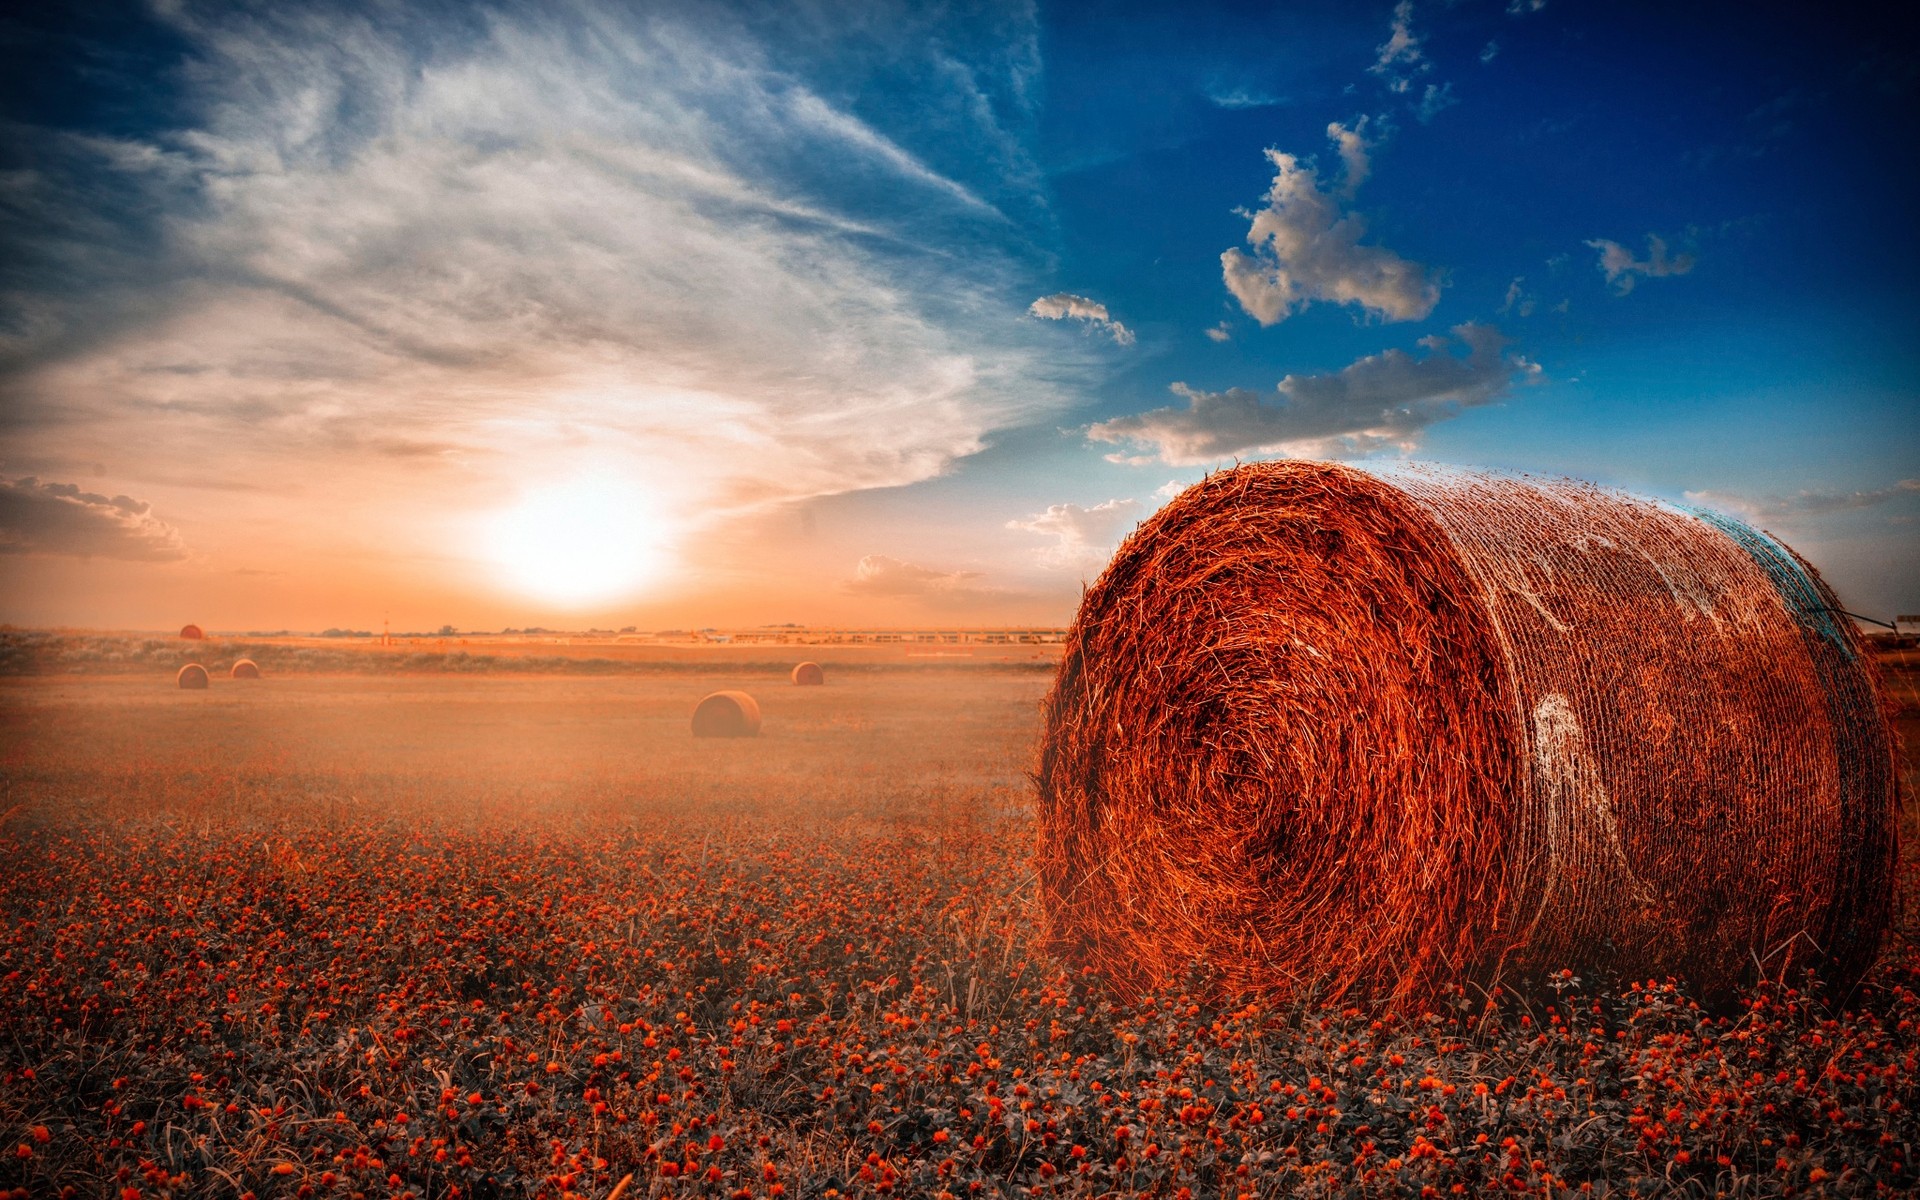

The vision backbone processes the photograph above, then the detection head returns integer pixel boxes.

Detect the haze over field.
[1,0,1914,630]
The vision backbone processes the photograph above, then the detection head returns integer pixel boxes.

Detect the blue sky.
[1,0,1914,628]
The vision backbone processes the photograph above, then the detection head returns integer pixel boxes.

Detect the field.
[3,654,1918,1198]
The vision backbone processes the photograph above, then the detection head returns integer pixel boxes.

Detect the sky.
[1,0,1914,631]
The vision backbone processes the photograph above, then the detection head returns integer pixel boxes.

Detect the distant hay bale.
[692,690,762,738]
[177,663,210,690]
[231,658,261,679]
[179,624,204,640]
[791,661,825,686]
[1037,461,1898,1009]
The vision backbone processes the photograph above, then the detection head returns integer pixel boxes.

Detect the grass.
[1,664,1915,1198]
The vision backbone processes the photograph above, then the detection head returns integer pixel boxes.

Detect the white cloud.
[1370,1,1427,94]
[1006,497,1142,570]
[0,477,188,561]
[1220,133,1439,326]
[1325,116,1375,194]
[1586,234,1697,294]
[1088,322,1537,464]
[1685,479,1920,523]
[1028,293,1135,346]
[0,2,1065,589]
[1205,321,1232,343]
[1480,41,1500,64]
[1416,82,1457,123]
[1507,0,1547,14]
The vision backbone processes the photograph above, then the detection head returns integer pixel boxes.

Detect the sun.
[482,475,673,608]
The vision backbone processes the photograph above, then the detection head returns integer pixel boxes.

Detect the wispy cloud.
[1089,323,1537,464]
[1686,479,1920,523]
[1416,82,1457,123]
[1028,293,1135,345]
[1499,277,1537,317]
[0,1,1064,582]
[1006,498,1142,570]
[843,553,1015,607]
[1220,130,1439,325]
[1207,85,1286,110]
[0,477,187,561]
[1370,1,1428,95]
[1586,234,1697,294]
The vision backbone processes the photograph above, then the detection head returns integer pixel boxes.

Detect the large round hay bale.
[692,690,762,738]
[179,624,204,640]
[231,658,261,679]
[1037,461,1897,1008]
[177,663,210,690]
[791,661,825,686]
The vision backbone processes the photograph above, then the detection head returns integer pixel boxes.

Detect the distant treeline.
[0,632,1053,677]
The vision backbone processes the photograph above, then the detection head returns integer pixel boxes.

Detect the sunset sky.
[2,0,1914,631]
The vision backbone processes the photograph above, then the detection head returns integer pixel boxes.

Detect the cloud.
[1685,479,1920,523]
[0,476,188,561]
[1416,82,1457,123]
[843,553,1016,608]
[1220,134,1439,326]
[1370,1,1427,94]
[1208,86,1286,110]
[1006,497,1142,570]
[1205,321,1232,343]
[1507,0,1547,13]
[1028,293,1135,346]
[1586,234,1697,294]
[1499,277,1536,317]
[0,2,1067,583]
[1088,322,1537,464]
[1480,41,1500,64]
[1325,117,1375,194]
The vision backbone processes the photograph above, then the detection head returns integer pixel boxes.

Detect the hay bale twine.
[180,624,204,640]
[231,658,261,679]
[1037,461,1897,1008]
[791,661,825,686]
[692,690,762,738]
[177,663,210,690]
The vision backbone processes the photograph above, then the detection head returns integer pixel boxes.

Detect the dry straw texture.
[792,661,825,686]
[176,663,210,690]
[230,658,261,679]
[692,690,762,738]
[1037,460,1897,1009]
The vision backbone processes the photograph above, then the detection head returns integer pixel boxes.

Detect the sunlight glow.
[483,476,673,608]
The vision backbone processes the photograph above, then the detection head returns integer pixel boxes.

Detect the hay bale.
[1037,461,1897,1008]
[179,624,204,640]
[692,690,762,738]
[177,663,210,690]
[231,658,261,679]
[791,661,825,686]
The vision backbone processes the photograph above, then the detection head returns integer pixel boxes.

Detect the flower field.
[3,669,1917,1198]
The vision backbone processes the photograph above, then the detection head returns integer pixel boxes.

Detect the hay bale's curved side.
[1036,461,1897,1008]
[791,661,825,686]
[231,659,262,679]
[692,691,762,738]
[177,663,210,690]
[180,624,204,640]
